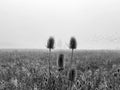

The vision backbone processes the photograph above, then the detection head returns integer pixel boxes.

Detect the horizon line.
[0,48,120,51]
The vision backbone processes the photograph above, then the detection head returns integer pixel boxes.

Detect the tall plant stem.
[71,49,74,66]
[49,49,51,77]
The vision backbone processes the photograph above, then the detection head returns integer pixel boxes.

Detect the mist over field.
[0,0,120,89]
[0,0,120,49]
[0,49,120,66]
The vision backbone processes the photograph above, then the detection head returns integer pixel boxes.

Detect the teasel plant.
[56,54,65,90]
[69,37,77,66]
[68,68,77,90]
[58,54,64,72]
[47,36,55,77]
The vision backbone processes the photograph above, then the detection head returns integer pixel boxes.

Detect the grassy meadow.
[0,49,120,90]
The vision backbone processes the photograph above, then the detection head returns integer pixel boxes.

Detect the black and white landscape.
[0,0,120,90]
[0,49,120,90]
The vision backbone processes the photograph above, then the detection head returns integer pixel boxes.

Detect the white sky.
[0,0,120,49]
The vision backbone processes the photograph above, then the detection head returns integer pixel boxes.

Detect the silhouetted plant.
[69,37,77,66]
[47,36,55,77]
[58,54,64,72]
[47,37,55,49]
[68,68,76,90]
[57,54,65,90]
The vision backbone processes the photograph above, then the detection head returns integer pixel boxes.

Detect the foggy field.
[1,49,120,68]
[1,0,120,89]
[0,49,120,90]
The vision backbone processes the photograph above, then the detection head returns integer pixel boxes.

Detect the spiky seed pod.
[58,54,64,71]
[47,37,55,49]
[69,37,77,50]
[69,37,77,66]
[68,68,76,83]
[47,36,55,77]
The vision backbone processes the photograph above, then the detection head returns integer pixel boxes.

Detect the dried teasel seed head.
[68,68,76,83]
[69,37,77,50]
[58,54,64,71]
[47,36,55,49]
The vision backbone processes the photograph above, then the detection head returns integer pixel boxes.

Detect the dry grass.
[0,50,120,90]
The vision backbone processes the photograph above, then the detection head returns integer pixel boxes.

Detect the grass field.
[0,49,120,90]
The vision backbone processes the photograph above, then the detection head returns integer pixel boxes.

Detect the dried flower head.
[69,37,77,49]
[47,36,55,49]
[58,54,64,71]
[68,68,76,83]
